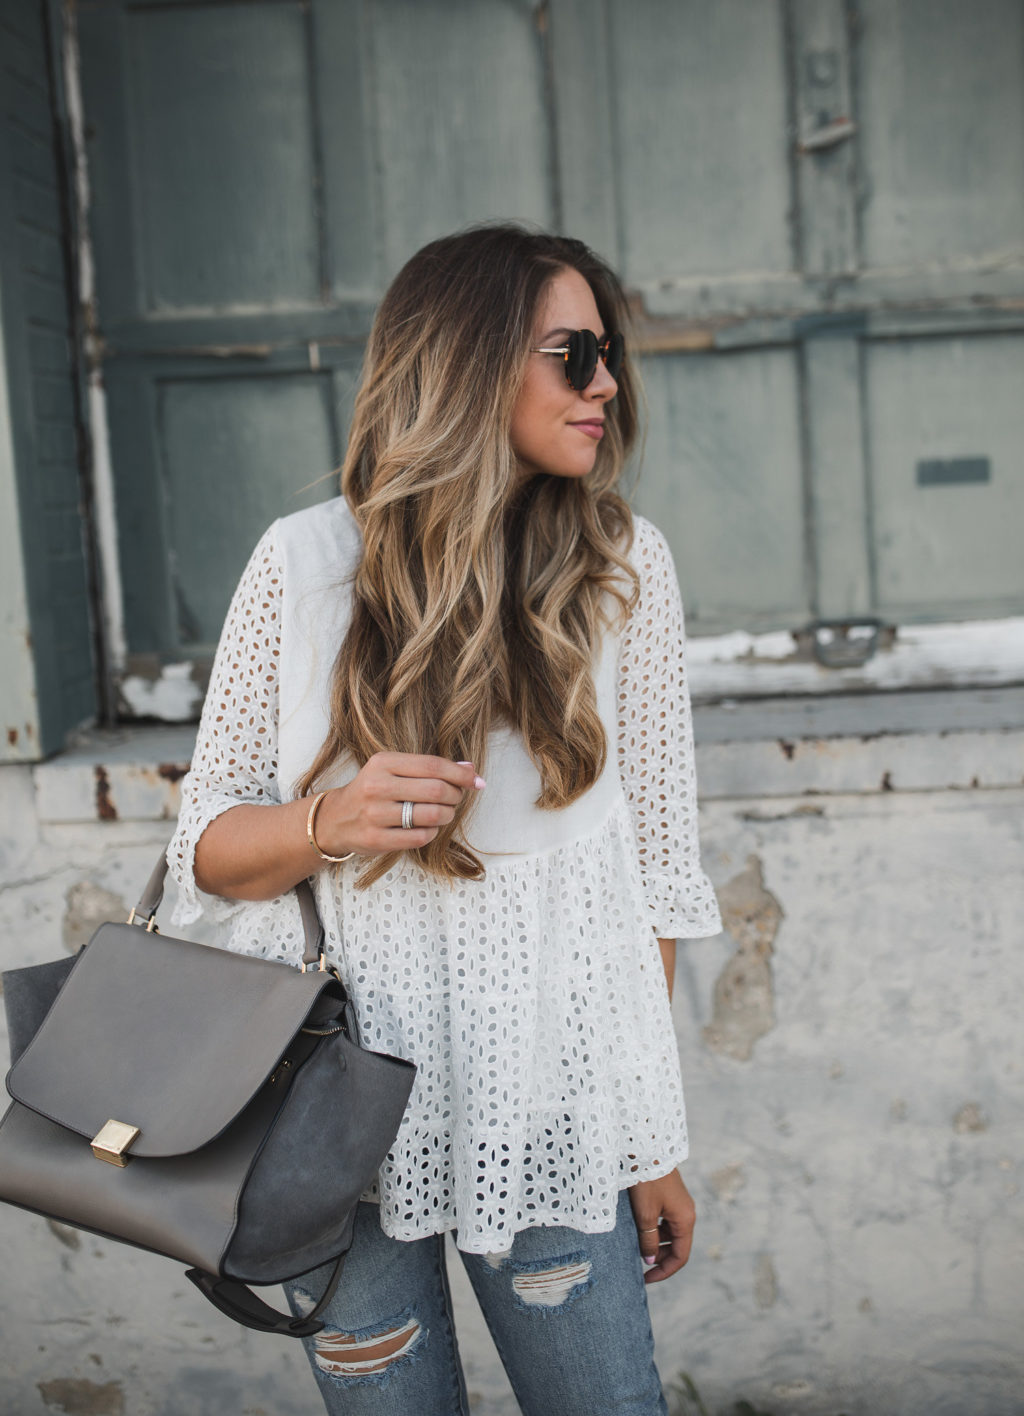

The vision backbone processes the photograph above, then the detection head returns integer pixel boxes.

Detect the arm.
[614,518,721,940]
[195,755,481,901]
[168,526,480,915]
[616,519,720,1282]
[658,937,676,1002]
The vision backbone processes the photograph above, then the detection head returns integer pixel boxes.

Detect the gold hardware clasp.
[126,907,159,933]
[91,1119,141,1167]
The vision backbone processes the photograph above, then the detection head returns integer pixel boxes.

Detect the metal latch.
[809,618,883,669]
[91,1119,141,1167]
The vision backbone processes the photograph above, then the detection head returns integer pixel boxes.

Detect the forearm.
[194,798,330,901]
[192,755,481,903]
[657,937,676,1002]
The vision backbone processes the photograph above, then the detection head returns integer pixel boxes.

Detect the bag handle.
[131,854,326,970]
[186,1250,347,1337]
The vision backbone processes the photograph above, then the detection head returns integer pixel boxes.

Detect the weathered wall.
[0,699,1021,1416]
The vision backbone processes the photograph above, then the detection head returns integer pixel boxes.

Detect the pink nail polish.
[456,761,473,766]
[473,776,486,789]
[643,1256,656,1266]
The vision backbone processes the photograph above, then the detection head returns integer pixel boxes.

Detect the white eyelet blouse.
[167,497,721,1254]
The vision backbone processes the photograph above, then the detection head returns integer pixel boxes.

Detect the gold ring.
[639,1226,660,1233]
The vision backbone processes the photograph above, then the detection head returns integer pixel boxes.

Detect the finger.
[635,1221,662,1267]
[385,777,464,809]
[644,1250,685,1284]
[390,801,457,829]
[666,1217,695,1268]
[643,1226,692,1285]
[372,826,439,851]
[381,754,485,791]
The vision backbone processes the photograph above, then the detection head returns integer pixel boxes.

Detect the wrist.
[306,790,355,864]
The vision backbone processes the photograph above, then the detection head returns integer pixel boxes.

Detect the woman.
[168,223,721,1416]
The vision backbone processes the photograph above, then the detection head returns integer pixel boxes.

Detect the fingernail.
[456,761,473,766]
[473,775,486,789]
[643,1256,657,1266]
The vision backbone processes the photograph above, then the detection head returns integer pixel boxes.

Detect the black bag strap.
[132,853,325,969]
[186,1249,347,1337]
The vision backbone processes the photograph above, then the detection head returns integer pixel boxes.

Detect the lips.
[569,420,604,440]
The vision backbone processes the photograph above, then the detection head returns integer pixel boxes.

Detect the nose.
[587,354,618,401]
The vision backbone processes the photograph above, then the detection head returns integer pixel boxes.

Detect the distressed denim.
[283,1189,669,1416]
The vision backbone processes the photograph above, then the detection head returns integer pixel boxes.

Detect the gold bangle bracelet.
[306,791,356,864]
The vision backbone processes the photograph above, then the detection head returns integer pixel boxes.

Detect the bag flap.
[6,923,342,1158]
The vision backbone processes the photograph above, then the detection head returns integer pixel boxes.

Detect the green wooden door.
[73,0,1024,714]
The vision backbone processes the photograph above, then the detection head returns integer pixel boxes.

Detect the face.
[510,266,619,483]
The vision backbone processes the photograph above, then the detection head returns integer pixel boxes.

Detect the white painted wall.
[0,701,1021,1416]
[0,279,41,765]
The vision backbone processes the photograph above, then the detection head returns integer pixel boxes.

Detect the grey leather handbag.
[0,854,416,1337]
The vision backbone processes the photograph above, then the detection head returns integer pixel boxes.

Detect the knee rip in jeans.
[507,1252,593,1311]
[291,1294,424,1383]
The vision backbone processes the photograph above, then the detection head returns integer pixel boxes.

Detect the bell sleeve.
[615,516,722,939]
[166,522,284,927]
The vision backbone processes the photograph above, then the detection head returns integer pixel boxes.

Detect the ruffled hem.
[372,1146,689,1254]
[165,793,259,929]
[644,870,723,939]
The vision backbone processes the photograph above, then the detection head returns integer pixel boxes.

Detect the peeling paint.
[93,766,117,821]
[740,804,824,822]
[687,616,1024,701]
[953,1102,988,1134]
[753,1253,778,1310]
[62,881,127,954]
[157,761,188,784]
[37,1378,124,1416]
[703,855,782,1062]
[118,663,202,723]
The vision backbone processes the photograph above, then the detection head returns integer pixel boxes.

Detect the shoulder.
[624,512,678,584]
[265,495,363,579]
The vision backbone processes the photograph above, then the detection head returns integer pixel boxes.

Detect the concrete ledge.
[694,686,1024,798]
[696,728,1024,799]
[34,726,195,824]
[30,689,1024,822]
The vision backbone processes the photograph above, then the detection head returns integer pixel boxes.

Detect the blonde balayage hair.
[298,224,641,886]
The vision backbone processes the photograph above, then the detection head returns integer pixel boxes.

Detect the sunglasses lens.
[602,332,624,382]
[565,329,599,390]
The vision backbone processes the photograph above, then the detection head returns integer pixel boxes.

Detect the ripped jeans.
[282,1189,669,1416]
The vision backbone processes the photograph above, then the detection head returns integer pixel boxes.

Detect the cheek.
[510,378,556,456]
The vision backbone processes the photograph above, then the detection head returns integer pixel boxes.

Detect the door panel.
[856,0,1024,268]
[124,3,321,312]
[159,372,338,645]
[866,334,1024,616]
[370,0,551,274]
[608,0,793,283]
[640,349,807,628]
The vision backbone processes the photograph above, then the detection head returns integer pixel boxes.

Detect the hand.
[628,1169,695,1284]
[314,753,484,858]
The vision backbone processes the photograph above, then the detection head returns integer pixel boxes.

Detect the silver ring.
[402,800,415,830]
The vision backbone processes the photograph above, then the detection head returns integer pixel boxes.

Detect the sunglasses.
[531,329,625,391]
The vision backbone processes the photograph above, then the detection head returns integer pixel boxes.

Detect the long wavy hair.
[297,223,641,887]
